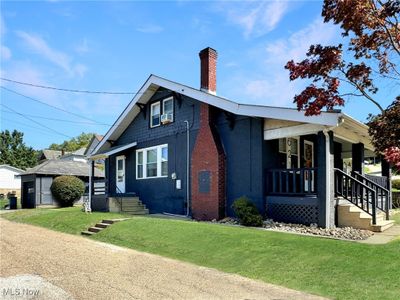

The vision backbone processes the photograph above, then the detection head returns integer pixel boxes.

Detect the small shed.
[19,160,104,208]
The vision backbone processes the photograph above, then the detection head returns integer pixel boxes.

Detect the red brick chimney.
[191,48,226,221]
[199,47,217,95]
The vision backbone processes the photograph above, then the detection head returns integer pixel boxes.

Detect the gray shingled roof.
[41,150,65,160]
[21,160,104,177]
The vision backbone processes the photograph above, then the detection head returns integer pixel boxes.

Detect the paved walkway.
[358,225,400,244]
[0,219,326,300]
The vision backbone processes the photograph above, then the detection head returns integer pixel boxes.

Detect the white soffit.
[93,74,342,155]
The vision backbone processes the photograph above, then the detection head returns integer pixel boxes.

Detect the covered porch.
[263,116,392,228]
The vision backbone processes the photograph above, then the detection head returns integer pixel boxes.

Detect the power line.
[0,86,108,125]
[1,103,72,138]
[1,77,135,95]
[2,117,62,136]
[1,109,111,126]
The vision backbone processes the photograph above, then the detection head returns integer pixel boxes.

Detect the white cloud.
[136,24,164,34]
[16,31,87,77]
[222,1,289,38]
[1,14,11,60]
[224,18,339,107]
[1,45,11,60]
[1,62,62,107]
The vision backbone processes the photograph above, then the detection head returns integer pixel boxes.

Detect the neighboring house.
[38,149,65,162]
[85,134,103,157]
[0,165,23,198]
[90,47,393,231]
[59,147,88,163]
[19,160,104,208]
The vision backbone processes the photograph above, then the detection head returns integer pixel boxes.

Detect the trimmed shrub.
[50,176,85,207]
[231,196,263,227]
[392,179,400,190]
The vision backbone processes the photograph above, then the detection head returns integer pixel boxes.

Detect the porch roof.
[90,141,137,160]
[91,74,342,156]
[263,114,374,152]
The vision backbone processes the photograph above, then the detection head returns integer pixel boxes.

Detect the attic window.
[150,102,161,128]
[150,97,174,128]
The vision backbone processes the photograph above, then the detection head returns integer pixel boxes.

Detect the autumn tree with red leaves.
[285,0,400,167]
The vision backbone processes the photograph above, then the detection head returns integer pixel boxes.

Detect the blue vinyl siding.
[107,88,200,214]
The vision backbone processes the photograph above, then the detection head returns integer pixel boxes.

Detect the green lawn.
[2,208,400,299]
[1,207,130,235]
[392,210,400,225]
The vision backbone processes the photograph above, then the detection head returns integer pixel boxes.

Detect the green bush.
[50,176,85,207]
[392,179,400,190]
[231,196,263,227]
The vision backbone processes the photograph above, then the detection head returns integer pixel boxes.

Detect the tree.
[285,0,400,167]
[49,132,94,152]
[0,130,38,169]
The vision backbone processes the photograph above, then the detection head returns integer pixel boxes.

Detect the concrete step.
[123,209,149,215]
[122,204,146,209]
[370,220,395,232]
[88,227,103,233]
[81,230,95,236]
[95,223,111,229]
[102,219,118,224]
[122,207,148,212]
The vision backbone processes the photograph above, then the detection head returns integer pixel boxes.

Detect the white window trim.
[150,102,161,128]
[136,144,168,179]
[162,96,174,122]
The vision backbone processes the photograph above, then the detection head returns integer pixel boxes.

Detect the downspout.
[184,120,190,217]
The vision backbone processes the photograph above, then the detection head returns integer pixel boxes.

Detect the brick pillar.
[191,103,226,220]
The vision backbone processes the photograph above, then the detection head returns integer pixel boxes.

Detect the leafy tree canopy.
[0,130,38,170]
[48,132,95,152]
[285,0,400,167]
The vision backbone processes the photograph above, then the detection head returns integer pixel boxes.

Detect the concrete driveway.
[0,218,326,300]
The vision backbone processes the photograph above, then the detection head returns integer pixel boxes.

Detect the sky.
[0,0,398,150]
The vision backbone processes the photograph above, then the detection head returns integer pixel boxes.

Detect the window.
[150,102,161,128]
[278,137,300,169]
[150,97,174,128]
[161,147,168,176]
[162,97,174,122]
[146,149,158,177]
[136,144,168,179]
[117,157,124,182]
[137,152,143,179]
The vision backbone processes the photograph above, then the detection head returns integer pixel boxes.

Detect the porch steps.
[81,219,126,236]
[108,196,149,215]
[120,197,149,215]
[337,203,394,232]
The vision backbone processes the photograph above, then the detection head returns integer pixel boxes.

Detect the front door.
[116,156,126,193]
[304,141,314,192]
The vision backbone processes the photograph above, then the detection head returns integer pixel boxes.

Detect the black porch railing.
[266,168,317,195]
[352,171,390,220]
[334,168,382,224]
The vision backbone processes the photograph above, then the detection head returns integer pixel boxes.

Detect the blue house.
[90,47,393,231]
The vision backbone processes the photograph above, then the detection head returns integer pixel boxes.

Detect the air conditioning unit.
[161,113,173,124]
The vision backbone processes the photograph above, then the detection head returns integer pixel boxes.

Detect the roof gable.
[92,74,342,155]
